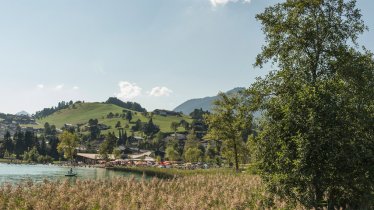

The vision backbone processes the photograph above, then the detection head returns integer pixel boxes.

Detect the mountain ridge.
[16,111,30,116]
[173,87,245,115]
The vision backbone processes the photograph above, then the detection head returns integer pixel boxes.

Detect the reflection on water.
[0,163,142,185]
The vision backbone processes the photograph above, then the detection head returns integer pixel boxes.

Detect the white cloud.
[148,86,173,97]
[210,0,250,7]
[116,81,142,100]
[55,84,64,90]
[37,84,44,89]
[73,86,79,90]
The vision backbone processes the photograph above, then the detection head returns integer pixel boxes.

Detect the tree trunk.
[233,139,239,173]
[313,176,324,210]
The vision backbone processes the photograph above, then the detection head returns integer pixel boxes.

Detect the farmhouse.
[76,153,115,164]
[152,109,181,117]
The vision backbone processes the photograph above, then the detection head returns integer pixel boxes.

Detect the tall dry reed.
[0,174,288,210]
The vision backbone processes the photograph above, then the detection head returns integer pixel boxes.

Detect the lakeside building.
[76,150,154,164]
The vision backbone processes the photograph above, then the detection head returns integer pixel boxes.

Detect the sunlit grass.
[28,102,192,134]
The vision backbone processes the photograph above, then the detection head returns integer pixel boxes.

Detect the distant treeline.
[106,97,147,113]
[34,101,75,119]
[0,125,59,161]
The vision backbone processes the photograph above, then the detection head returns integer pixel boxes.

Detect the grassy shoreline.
[0,158,26,164]
[107,166,236,179]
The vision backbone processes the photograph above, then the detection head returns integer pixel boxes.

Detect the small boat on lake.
[65,172,77,177]
[65,168,77,177]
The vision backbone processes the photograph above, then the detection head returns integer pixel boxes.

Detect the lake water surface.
[0,163,141,185]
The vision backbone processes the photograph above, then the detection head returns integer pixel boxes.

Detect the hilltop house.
[152,109,182,117]
[76,153,115,164]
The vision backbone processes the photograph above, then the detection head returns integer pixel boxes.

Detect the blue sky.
[0,0,373,114]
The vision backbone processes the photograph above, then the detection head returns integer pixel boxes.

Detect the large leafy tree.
[165,146,179,161]
[183,130,203,163]
[143,118,160,137]
[99,132,117,160]
[57,131,79,161]
[170,122,179,135]
[125,111,133,123]
[205,93,252,172]
[250,0,374,208]
[88,119,100,140]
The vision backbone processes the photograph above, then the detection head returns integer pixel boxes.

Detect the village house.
[152,109,182,117]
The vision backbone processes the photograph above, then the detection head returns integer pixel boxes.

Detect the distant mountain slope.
[16,111,30,116]
[34,102,191,134]
[174,87,245,115]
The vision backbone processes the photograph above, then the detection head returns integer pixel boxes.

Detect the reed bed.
[0,174,288,210]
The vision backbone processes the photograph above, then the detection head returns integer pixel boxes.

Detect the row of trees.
[0,124,61,162]
[107,110,133,123]
[106,97,147,112]
[205,0,374,208]
[130,118,160,137]
[34,101,75,119]
[164,130,219,164]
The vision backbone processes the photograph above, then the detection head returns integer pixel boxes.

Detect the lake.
[0,163,143,185]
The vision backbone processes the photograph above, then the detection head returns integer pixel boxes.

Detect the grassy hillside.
[33,102,192,135]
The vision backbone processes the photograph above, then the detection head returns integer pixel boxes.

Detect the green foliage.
[34,101,73,119]
[184,148,202,163]
[106,97,147,112]
[142,118,160,137]
[189,108,210,120]
[152,132,166,151]
[131,119,142,132]
[107,112,115,119]
[250,0,374,208]
[57,131,79,161]
[39,138,47,156]
[115,121,121,128]
[165,146,179,161]
[183,130,203,163]
[125,111,133,123]
[170,122,179,134]
[179,119,190,131]
[3,131,13,153]
[23,147,53,164]
[88,119,100,140]
[113,147,122,159]
[99,132,117,160]
[2,129,45,160]
[23,147,40,162]
[205,93,252,172]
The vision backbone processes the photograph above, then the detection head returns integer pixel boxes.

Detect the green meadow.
[32,102,192,134]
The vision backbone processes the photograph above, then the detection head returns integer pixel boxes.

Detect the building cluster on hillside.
[0,113,37,137]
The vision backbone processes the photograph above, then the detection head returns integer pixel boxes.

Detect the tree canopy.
[57,131,79,161]
[248,0,374,208]
[205,93,252,172]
